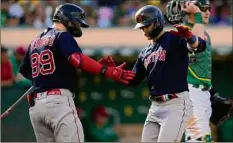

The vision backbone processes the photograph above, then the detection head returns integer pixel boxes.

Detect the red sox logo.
[144,47,166,69]
[137,15,144,23]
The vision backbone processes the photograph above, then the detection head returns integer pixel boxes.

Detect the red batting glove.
[117,62,126,69]
[170,24,193,38]
[98,55,116,67]
[105,67,135,85]
[98,55,127,69]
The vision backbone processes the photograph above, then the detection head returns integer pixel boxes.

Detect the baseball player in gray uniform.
[99,4,207,142]
[19,3,135,142]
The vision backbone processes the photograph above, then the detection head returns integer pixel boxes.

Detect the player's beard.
[148,26,163,40]
[144,33,152,40]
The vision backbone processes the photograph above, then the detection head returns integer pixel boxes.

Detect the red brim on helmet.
[134,18,157,29]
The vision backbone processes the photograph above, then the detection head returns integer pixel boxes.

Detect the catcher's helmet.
[135,5,165,38]
[195,0,210,7]
[165,0,211,25]
[53,3,89,37]
[165,0,187,25]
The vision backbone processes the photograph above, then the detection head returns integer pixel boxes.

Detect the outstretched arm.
[97,55,146,86]
[170,24,206,53]
[69,53,135,85]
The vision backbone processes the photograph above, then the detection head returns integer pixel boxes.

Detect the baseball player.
[19,3,135,142]
[165,0,213,141]
[99,5,207,142]
[184,1,231,142]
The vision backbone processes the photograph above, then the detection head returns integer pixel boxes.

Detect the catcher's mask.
[53,3,89,37]
[165,0,211,25]
[134,5,165,39]
[165,0,187,25]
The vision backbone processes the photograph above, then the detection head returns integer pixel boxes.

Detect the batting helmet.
[53,3,89,37]
[135,5,165,38]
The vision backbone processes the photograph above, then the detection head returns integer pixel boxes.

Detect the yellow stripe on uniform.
[188,66,211,81]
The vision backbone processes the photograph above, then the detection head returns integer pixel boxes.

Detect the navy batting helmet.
[135,5,165,38]
[53,3,89,37]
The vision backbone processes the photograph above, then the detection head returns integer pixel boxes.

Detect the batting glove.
[98,55,116,67]
[104,66,135,85]
[170,24,193,38]
[98,55,127,69]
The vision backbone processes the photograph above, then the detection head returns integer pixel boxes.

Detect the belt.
[150,94,178,102]
[191,84,210,91]
[33,89,62,98]
[27,89,62,107]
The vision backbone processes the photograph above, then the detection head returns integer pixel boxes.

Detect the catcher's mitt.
[216,103,233,127]
[209,87,233,127]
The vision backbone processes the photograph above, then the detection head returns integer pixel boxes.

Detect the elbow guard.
[68,53,82,68]
[68,52,103,75]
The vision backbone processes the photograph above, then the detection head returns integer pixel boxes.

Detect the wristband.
[187,35,197,45]
[194,12,203,24]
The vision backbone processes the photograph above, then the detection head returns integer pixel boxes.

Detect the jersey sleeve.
[177,35,206,53]
[56,32,82,60]
[19,46,32,80]
[129,54,147,86]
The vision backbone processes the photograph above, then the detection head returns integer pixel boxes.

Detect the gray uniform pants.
[141,91,193,142]
[29,89,84,142]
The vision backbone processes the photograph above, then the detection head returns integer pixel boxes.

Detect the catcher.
[165,0,233,142]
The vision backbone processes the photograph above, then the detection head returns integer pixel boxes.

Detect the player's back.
[27,28,80,92]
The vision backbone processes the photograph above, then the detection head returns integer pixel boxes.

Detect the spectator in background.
[33,4,46,28]
[210,0,232,25]
[9,45,31,87]
[7,0,24,27]
[86,106,119,142]
[97,0,120,7]
[112,1,136,26]
[81,3,98,27]
[97,6,113,28]
[1,46,14,87]
[1,1,10,27]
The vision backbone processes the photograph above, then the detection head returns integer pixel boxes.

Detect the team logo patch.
[137,15,144,23]
[144,47,166,69]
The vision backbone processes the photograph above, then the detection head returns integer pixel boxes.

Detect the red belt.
[33,89,62,98]
[27,89,62,107]
[150,94,178,102]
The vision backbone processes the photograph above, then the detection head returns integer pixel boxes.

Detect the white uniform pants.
[29,89,84,142]
[185,84,212,142]
[141,91,193,142]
